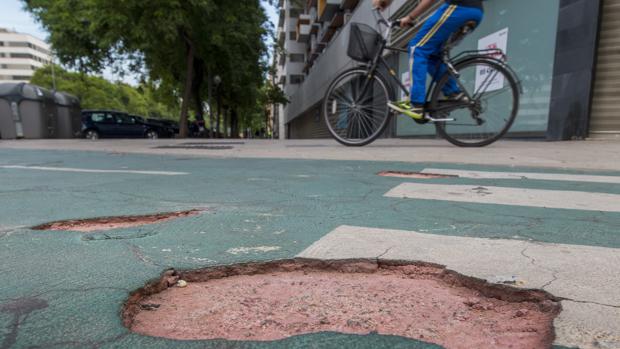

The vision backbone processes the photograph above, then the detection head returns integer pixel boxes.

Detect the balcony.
[329,11,345,29]
[341,0,360,11]
[296,14,312,43]
[278,30,286,46]
[318,0,340,22]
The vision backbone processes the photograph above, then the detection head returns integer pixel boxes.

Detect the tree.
[30,65,178,118]
[23,0,272,137]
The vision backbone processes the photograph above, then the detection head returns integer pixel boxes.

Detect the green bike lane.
[1,148,618,349]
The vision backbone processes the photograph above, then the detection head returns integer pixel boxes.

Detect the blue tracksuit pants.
[408,3,484,105]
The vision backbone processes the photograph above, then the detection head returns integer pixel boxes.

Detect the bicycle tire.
[431,58,520,147]
[323,68,392,147]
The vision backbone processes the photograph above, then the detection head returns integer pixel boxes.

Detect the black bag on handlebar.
[348,23,384,63]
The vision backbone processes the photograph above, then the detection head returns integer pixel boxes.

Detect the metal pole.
[50,53,57,91]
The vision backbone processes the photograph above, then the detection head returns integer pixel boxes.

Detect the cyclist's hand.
[400,16,414,28]
[372,0,393,11]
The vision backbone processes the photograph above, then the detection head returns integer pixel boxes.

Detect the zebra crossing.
[299,167,620,349]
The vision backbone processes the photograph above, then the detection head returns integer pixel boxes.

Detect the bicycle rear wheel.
[431,58,520,147]
[323,68,391,147]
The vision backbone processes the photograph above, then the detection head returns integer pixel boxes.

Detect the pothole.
[32,210,202,232]
[378,171,458,179]
[155,144,235,150]
[123,259,561,348]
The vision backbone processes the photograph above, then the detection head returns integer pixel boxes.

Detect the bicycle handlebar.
[373,8,410,29]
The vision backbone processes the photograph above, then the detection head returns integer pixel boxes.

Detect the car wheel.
[146,130,159,140]
[85,130,99,141]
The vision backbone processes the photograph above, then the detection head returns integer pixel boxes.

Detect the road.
[0,139,618,349]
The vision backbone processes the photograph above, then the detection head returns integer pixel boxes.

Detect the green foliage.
[23,0,275,136]
[30,65,178,118]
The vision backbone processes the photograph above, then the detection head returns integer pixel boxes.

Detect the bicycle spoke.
[324,69,391,146]
[431,59,518,147]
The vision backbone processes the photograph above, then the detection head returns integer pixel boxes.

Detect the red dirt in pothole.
[124,260,560,349]
[378,171,457,179]
[31,210,202,232]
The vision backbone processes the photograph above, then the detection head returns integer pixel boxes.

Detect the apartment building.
[273,0,361,139]
[274,0,618,141]
[0,28,52,83]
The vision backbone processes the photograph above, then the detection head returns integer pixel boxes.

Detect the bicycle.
[322,8,521,147]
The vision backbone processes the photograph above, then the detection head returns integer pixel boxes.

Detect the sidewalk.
[1,138,620,171]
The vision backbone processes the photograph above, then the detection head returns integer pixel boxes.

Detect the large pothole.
[32,210,202,232]
[123,259,561,348]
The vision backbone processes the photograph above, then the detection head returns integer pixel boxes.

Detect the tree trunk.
[224,106,230,138]
[207,67,213,138]
[179,37,195,138]
[216,93,222,138]
[231,109,238,138]
[192,59,205,121]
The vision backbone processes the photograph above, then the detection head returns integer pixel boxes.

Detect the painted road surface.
[0,148,619,349]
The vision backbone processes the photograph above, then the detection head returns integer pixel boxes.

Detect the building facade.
[274,0,619,140]
[0,28,52,84]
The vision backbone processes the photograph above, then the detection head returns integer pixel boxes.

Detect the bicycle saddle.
[446,21,478,47]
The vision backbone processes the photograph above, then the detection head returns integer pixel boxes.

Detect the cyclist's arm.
[400,0,438,27]
[372,0,393,10]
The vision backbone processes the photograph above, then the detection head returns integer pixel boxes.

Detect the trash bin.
[0,83,57,139]
[54,91,81,138]
[0,83,22,139]
[20,84,57,139]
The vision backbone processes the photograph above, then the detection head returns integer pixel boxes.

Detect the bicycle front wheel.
[431,58,520,147]
[323,69,391,147]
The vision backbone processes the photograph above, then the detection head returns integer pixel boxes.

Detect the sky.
[0,0,48,38]
[0,0,280,85]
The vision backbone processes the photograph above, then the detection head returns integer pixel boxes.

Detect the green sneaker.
[388,100,425,120]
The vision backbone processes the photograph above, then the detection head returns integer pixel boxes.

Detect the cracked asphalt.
[0,145,618,348]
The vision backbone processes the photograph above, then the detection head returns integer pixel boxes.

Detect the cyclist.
[373,0,485,120]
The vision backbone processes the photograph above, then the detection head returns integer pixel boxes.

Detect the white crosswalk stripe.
[421,168,620,184]
[384,183,620,212]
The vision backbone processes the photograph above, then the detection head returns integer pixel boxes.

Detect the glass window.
[10,53,32,59]
[90,113,109,123]
[289,54,305,62]
[8,42,31,48]
[290,74,304,84]
[115,114,135,124]
[395,0,560,136]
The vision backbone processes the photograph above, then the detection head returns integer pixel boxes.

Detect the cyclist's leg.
[413,5,484,99]
[408,3,454,106]
[428,56,460,97]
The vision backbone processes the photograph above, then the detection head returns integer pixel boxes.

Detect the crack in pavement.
[520,246,560,290]
[377,247,394,260]
[1,298,48,349]
[560,298,620,309]
[127,243,164,268]
[519,247,620,309]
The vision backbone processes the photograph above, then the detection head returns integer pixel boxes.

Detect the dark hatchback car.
[133,116,178,138]
[81,110,160,140]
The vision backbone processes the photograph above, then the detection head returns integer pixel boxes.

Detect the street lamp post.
[213,75,222,138]
[208,74,222,138]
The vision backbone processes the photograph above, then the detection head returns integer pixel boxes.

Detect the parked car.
[152,118,179,135]
[81,110,160,140]
[146,118,179,138]
[130,115,176,138]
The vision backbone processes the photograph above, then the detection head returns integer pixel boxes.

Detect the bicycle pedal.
[425,116,455,123]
